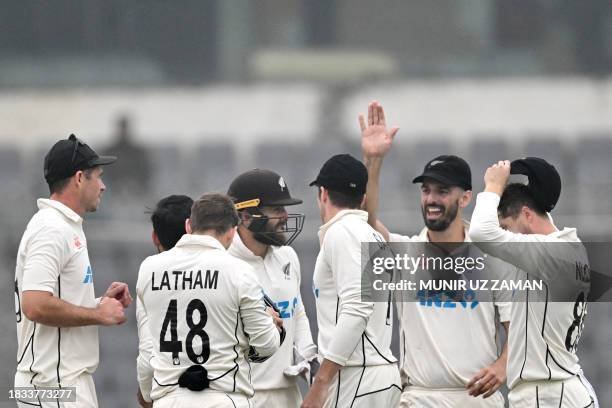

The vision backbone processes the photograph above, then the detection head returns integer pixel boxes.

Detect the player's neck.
[49,192,85,217]
[531,217,557,235]
[427,218,465,243]
[238,228,268,258]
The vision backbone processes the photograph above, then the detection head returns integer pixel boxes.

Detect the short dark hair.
[319,188,363,209]
[190,193,240,235]
[151,195,194,250]
[48,168,95,194]
[498,183,546,219]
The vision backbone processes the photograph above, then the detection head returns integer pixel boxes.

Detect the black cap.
[309,154,368,196]
[510,157,561,213]
[228,169,302,210]
[413,155,472,190]
[44,134,117,184]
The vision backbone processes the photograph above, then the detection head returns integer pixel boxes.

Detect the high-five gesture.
[360,100,399,160]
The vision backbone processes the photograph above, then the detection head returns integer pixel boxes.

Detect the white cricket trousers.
[14,371,98,408]
[508,373,598,408]
[399,386,505,408]
[251,384,302,408]
[153,389,251,408]
[324,363,401,408]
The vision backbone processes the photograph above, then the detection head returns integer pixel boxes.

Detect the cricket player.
[227,169,317,408]
[469,158,598,407]
[361,101,512,407]
[136,193,283,408]
[137,194,193,408]
[14,134,131,408]
[302,154,401,408]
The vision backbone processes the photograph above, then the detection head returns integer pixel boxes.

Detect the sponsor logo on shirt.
[275,297,299,319]
[83,265,93,284]
[74,236,83,249]
[416,289,479,309]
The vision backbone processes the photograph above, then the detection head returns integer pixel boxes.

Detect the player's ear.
[238,211,251,227]
[152,230,160,247]
[185,218,193,234]
[522,206,533,223]
[359,194,367,210]
[460,189,472,208]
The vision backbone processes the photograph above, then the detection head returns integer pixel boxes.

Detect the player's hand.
[301,380,327,408]
[136,388,152,408]
[266,307,283,331]
[484,160,511,196]
[104,281,132,308]
[360,100,399,160]
[466,358,506,398]
[96,297,127,326]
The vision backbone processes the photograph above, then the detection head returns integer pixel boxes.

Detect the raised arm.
[360,101,399,241]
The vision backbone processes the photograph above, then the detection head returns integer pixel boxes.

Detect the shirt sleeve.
[136,291,154,402]
[324,225,374,366]
[135,263,154,402]
[22,226,68,293]
[239,266,281,359]
[469,192,580,283]
[290,254,317,359]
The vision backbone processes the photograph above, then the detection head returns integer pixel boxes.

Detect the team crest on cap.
[278,177,286,191]
[429,160,445,167]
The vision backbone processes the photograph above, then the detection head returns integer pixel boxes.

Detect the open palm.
[359,101,399,159]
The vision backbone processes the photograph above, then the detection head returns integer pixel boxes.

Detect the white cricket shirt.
[15,198,99,386]
[136,234,280,401]
[228,232,316,390]
[470,192,590,389]
[389,221,513,389]
[313,210,397,368]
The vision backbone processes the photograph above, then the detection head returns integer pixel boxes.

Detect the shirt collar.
[318,209,368,244]
[175,234,226,251]
[418,219,472,242]
[229,231,262,261]
[37,198,82,224]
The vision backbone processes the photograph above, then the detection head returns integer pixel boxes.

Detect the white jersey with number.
[313,210,397,368]
[136,234,281,401]
[15,198,99,387]
[470,192,593,391]
[228,232,316,391]
[389,221,513,391]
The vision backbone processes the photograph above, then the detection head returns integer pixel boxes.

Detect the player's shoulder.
[271,245,299,262]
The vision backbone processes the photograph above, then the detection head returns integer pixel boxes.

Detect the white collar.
[175,234,226,251]
[418,219,471,242]
[37,198,82,224]
[318,209,368,244]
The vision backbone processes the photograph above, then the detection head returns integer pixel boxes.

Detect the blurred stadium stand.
[3,1,612,406]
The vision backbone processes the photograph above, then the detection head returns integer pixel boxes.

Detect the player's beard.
[421,199,459,231]
[253,220,287,246]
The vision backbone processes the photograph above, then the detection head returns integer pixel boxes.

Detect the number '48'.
[159,299,210,365]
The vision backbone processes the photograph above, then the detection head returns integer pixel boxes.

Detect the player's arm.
[22,291,125,326]
[291,253,317,359]
[239,268,281,358]
[21,226,127,327]
[469,161,573,281]
[467,321,509,398]
[325,226,374,365]
[301,359,342,408]
[360,101,398,242]
[135,277,154,404]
